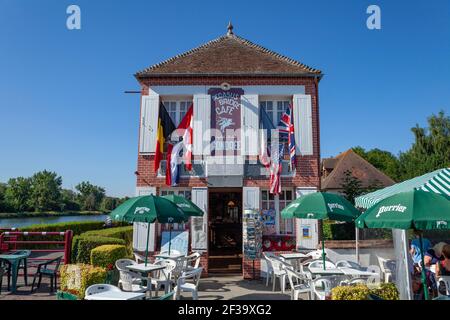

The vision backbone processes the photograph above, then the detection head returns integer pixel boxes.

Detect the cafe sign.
[208,88,244,156]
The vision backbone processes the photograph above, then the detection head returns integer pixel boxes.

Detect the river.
[0,214,109,229]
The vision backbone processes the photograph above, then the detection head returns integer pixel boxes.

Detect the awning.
[355,167,450,209]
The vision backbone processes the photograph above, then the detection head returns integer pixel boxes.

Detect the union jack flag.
[278,103,296,171]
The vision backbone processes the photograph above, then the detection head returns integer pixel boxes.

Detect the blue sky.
[0,0,449,197]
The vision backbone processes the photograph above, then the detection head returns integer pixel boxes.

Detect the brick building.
[132,24,323,279]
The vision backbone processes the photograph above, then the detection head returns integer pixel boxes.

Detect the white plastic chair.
[119,270,147,293]
[377,257,396,283]
[335,260,363,270]
[312,277,333,300]
[133,252,147,264]
[438,276,450,296]
[115,259,142,289]
[267,256,287,293]
[169,257,187,283]
[306,249,325,260]
[85,284,121,297]
[150,259,176,296]
[263,252,275,287]
[184,252,201,271]
[283,265,313,300]
[173,267,203,300]
[308,260,336,270]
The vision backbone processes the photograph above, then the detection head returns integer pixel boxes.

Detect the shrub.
[73,236,126,264]
[322,221,355,240]
[60,264,107,299]
[90,245,128,268]
[332,283,399,300]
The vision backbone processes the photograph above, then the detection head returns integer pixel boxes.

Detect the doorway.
[208,188,243,274]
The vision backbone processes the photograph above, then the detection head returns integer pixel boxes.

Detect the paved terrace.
[0,275,292,300]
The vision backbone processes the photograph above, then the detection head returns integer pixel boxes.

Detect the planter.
[56,290,79,300]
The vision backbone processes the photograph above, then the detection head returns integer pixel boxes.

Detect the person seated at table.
[435,244,450,277]
[424,242,447,267]
[410,231,432,265]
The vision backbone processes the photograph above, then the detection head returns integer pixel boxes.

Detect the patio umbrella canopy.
[356,190,450,300]
[161,194,204,216]
[110,195,188,264]
[281,192,361,269]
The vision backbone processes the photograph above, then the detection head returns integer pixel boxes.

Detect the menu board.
[243,209,263,260]
[261,209,277,235]
[160,230,189,255]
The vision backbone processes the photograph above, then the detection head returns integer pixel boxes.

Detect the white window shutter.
[243,187,260,210]
[191,188,208,251]
[293,94,313,156]
[139,94,159,154]
[193,94,211,156]
[240,95,259,156]
[295,188,318,250]
[133,187,157,252]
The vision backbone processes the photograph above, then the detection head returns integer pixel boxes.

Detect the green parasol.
[356,190,450,300]
[281,192,361,270]
[109,195,188,265]
[161,194,204,216]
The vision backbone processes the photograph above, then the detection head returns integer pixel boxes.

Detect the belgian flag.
[155,103,176,173]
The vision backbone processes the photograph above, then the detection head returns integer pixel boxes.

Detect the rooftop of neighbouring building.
[135,23,322,79]
[321,149,396,191]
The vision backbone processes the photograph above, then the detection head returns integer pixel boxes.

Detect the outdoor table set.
[0,250,31,293]
[125,263,166,298]
[85,291,146,300]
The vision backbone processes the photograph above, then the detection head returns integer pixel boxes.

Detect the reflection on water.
[0,215,108,228]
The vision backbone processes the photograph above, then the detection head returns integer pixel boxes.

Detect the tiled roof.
[135,32,322,78]
[321,149,396,191]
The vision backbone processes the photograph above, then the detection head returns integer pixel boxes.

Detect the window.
[160,189,192,230]
[260,100,290,125]
[260,99,292,159]
[261,189,294,235]
[162,100,192,127]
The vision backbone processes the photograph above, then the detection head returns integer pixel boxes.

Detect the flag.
[278,103,296,171]
[177,105,193,171]
[165,141,183,186]
[259,107,276,168]
[269,138,284,195]
[155,103,176,173]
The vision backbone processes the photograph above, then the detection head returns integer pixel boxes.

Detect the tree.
[75,181,105,211]
[61,189,80,211]
[28,170,62,211]
[0,183,8,212]
[100,197,118,212]
[352,147,400,181]
[340,170,365,204]
[398,110,450,180]
[4,177,32,212]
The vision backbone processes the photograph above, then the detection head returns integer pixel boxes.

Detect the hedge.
[60,264,107,299]
[332,283,399,300]
[322,221,355,240]
[90,245,128,268]
[21,221,107,235]
[82,226,133,244]
[72,236,126,264]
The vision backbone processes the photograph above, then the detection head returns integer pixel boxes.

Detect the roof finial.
[227,21,234,35]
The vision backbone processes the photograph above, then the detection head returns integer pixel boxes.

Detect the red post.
[64,230,73,264]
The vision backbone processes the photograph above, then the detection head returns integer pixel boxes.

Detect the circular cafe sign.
[220,82,231,91]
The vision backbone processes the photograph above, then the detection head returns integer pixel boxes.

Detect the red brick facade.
[135,76,321,279]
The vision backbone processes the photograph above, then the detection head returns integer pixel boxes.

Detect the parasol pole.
[321,220,326,270]
[419,231,429,300]
[144,221,151,266]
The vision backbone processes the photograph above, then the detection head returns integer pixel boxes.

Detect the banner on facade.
[208,88,244,156]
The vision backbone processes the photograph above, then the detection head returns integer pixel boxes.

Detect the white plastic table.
[126,263,166,298]
[85,291,146,300]
[279,253,308,260]
[339,267,377,277]
[308,267,344,276]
